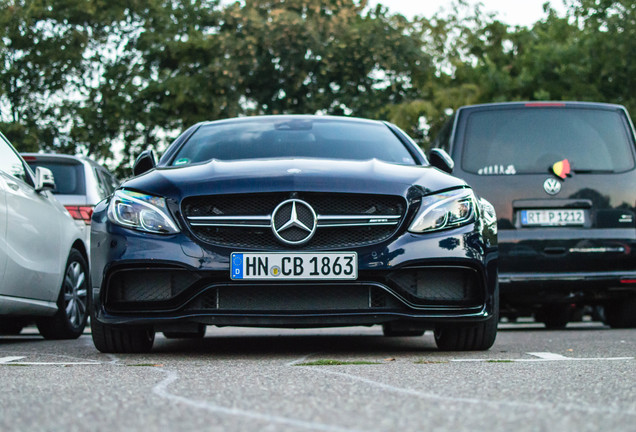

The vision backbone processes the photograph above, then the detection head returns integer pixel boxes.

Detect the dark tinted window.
[26,161,86,195]
[94,168,109,197]
[171,118,416,166]
[461,108,635,175]
[432,113,455,153]
[96,168,119,196]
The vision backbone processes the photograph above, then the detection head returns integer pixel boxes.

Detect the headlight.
[478,197,497,230]
[107,189,180,234]
[408,188,476,233]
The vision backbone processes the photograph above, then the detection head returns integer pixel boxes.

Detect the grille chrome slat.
[187,214,400,228]
[317,215,402,220]
[188,215,272,221]
[317,221,399,228]
[190,223,271,228]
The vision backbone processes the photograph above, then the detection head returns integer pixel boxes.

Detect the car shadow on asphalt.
[497,322,610,332]
[0,335,45,345]
[151,332,440,356]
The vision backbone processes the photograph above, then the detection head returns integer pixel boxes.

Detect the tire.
[434,295,499,351]
[536,304,570,330]
[163,325,206,339]
[0,320,25,335]
[36,249,89,340]
[91,317,155,353]
[604,297,636,328]
[382,323,425,337]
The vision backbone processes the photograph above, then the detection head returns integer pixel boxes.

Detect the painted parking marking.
[527,352,571,360]
[451,352,634,363]
[153,370,364,432]
[0,356,26,363]
[288,354,636,416]
[0,355,100,366]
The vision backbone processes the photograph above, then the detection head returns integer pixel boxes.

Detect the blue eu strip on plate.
[231,253,244,279]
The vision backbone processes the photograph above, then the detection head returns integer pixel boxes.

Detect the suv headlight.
[107,189,180,234]
[409,188,476,233]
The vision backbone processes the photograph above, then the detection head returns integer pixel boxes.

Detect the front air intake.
[106,268,200,307]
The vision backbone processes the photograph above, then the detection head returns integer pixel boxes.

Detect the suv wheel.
[604,297,636,328]
[91,318,155,353]
[536,304,571,330]
[36,249,89,339]
[0,319,26,335]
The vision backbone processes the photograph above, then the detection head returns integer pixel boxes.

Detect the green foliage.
[0,0,635,171]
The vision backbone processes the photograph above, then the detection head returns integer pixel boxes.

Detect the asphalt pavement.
[0,321,634,432]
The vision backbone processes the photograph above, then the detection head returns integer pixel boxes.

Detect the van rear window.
[461,108,635,175]
[26,161,86,195]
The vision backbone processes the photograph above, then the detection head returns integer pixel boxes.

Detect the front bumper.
[91,220,498,329]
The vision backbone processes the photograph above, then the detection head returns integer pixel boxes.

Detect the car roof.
[194,114,388,128]
[21,153,104,168]
[457,101,626,112]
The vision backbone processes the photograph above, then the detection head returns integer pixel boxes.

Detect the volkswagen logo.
[543,178,562,195]
[271,199,317,245]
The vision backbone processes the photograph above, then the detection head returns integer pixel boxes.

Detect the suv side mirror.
[34,166,56,193]
[429,149,454,174]
[133,150,156,176]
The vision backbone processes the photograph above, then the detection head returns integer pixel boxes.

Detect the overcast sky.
[369,0,568,26]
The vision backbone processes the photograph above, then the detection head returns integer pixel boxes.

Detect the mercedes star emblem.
[271,199,317,245]
[543,177,562,195]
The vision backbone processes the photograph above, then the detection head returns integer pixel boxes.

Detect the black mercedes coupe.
[89,115,498,352]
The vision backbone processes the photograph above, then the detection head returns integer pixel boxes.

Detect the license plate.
[520,209,585,226]
[230,252,358,280]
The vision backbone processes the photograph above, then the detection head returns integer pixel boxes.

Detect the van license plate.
[230,252,358,280]
[520,209,585,226]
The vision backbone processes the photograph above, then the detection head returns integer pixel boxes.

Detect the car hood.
[122,158,467,200]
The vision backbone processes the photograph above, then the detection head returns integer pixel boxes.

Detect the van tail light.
[65,205,94,224]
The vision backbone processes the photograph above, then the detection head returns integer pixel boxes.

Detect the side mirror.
[133,150,156,176]
[429,148,454,174]
[34,166,56,193]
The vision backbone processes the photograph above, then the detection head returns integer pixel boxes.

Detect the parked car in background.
[0,133,89,338]
[432,101,636,329]
[21,153,119,248]
[90,115,498,353]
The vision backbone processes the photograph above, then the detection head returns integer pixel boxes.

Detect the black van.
[432,101,636,328]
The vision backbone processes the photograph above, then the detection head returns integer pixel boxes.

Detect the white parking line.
[0,356,26,363]
[451,352,634,362]
[300,360,636,416]
[528,352,571,360]
[153,370,365,432]
[0,355,100,366]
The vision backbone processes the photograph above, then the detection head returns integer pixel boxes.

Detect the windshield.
[461,107,635,175]
[170,117,416,166]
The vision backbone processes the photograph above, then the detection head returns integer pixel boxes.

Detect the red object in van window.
[65,205,94,224]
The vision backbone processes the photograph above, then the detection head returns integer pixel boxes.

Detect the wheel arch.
[71,239,89,266]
